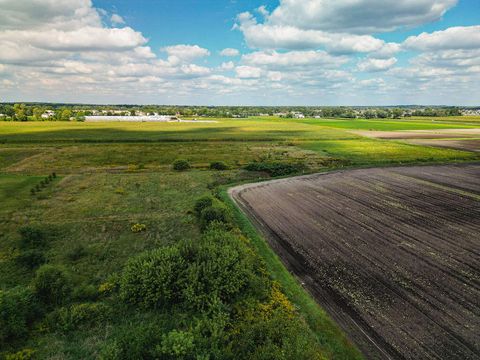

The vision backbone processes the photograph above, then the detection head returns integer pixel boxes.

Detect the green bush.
[209,161,229,170]
[99,323,161,360]
[181,227,254,310]
[4,349,36,360]
[244,162,306,177]
[156,330,195,358]
[18,226,46,249]
[194,195,215,217]
[32,265,71,306]
[0,287,35,345]
[53,302,111,331]
[172,159,191,171]
[15,249,45,269]
[199,204,231,230]
[230,286,324,360]
[120,246,186,309]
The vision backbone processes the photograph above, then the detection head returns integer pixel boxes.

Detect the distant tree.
[33,107,44,121]
[13,104,27,121]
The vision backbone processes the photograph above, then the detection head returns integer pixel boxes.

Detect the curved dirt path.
[229,164,480,360]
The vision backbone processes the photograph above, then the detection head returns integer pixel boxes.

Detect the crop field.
[0,117,479,359]
[230,164,480,359]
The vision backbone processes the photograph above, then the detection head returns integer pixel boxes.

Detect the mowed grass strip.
[0,119,356,143]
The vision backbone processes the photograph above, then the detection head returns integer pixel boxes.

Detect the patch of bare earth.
[230,164,480,359]
[406,139,480,152]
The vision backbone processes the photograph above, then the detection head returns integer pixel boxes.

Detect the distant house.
[41,110,55,119]
[292,112,305,119]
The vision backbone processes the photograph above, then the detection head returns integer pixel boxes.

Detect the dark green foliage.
[120,225,255,312]
[172,159,191,171]
[244,162,306,177]
[156,330,195,358]
[49,302,111,331]
[72,284,99,302]
[32,265,71,306]
[15,249,45,269]
[209,161,228,170]
[0,287,36,345]
[120,246,186,309]
[199,204,232,230]
[66,244,88,262]
[193,195,215,217]
[99,323,162,360]
[18,226,46,250]
[181,227,255,310]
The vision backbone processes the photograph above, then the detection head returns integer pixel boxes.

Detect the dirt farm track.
[230,164,480,359]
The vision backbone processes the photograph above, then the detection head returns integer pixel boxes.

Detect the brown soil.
[406,139,480,152]
[230,164,480,360]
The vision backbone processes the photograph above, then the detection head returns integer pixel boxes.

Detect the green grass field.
[0,117,478,359]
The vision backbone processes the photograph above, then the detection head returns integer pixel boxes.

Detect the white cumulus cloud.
[358,57,398,72]
[220,48,240,57]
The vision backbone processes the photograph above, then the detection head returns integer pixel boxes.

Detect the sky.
[0,0,479,106]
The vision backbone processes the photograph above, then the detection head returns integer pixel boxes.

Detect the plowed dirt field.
[230,164,480,359]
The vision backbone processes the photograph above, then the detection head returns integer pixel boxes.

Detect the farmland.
[0,116,479,359]
[230,164,480,359]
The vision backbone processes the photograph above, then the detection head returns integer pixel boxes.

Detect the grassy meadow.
[0,117,479,359]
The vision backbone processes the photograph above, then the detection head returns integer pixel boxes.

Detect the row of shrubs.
[173,159,307,178]
[105,194,323,359]
[30,173,56,196]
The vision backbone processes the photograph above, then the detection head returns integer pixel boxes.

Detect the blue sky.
[0,0,479,105]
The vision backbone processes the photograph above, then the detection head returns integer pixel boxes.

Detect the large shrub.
[172,159,191,171]
[199,204,232,230]
[180,226,255,310]
[32,265,71,306]
[193,195,215,217]
[120,246,186,309]
[0,287,35,345]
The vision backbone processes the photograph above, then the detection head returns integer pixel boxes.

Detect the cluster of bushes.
[106,194,323,359]
[30,173,56,196]
[1,226,110,356]
[244,161,306,177]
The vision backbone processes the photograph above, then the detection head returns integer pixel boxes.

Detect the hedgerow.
[244,161,306,177]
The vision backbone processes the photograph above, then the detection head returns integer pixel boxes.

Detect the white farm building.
[85,115,179,122]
